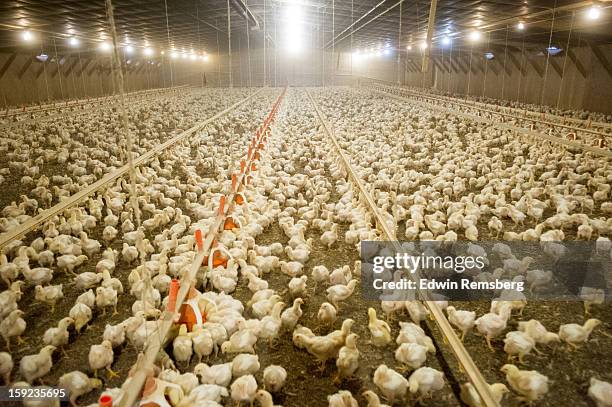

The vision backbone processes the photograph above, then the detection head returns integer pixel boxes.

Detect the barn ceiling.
[0,0,611,57]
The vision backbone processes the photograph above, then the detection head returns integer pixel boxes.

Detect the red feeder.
[195,229,203,251]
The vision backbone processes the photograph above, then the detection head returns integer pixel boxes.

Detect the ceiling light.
[161,51,165,55]
[171,51,178,59]
[99,42,111,51]
[203,55,210,62]
[587,5,601,19]
[407,45,412,51]
[190,54,197,60]
[22,31,33,41]
[125,45,134,54]
[517,22,525,30]
[383,48,391,56]
[420,41,428,50]
[144,47,153,56]
[442,36,451,45]
[469,30,481,41]
[68,37,79,46]
[181,53,188,59]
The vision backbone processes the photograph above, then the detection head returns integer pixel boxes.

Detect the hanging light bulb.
[469,30,481,41]
[68,37,79,46]
[143,47,153,56]
[125,45,134,54]
[587,5,601,19]
[99,41,111,51]
[171,51,178,59]
[22,30,33,41]
[517,22,525,30]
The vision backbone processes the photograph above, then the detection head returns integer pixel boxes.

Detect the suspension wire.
[41,38,50,102]
[164,0,174,87]
[263,0,266,86]
[482,31,490,98]
[69,52,77,100]
[556,10,574,109]
[501,25,509,100]
[274,4,277,87]
[52,37,64,101]
[227,0,233,88]
[448,39,453,94]
[540,0,557,106]
[216,18,222,87]
[246,0,252,89]
[197,3,203,88]
[77,49,86,98]
[397,1,402,84]
[467,43,474,96]
[517,34,525,102]
[332,0,335,86]
[415,0,424,89]
[322,4,325,87]
[105,0,141,232]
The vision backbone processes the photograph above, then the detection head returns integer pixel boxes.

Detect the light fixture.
[171,51,178,59]
[420,41,428,50]
[189,54,196,60]
[161,50,165,55]
[181,53,188,59]
[517,22,525,30]
[22,30,33,41]
[442,36,451,45]
[203,55,209,62]
[284,4,304,55]
[125,45,134,54]
[484,52,494,60]
[99,41,111,51]
[383,48,391,56]
[68,37,79,46]
[469,30,481,41]
[587,5,601,19]
[407,45,412,51]
[143,47,153,56]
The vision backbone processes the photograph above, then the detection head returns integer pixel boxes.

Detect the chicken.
[367,308,391,347]
[230,374,257,405]
[517,319,559,347]
[259,302,285,346]
[231,353,260,377]
[194,362,233,387]
[42,317,74,353]
[294,333,338,371]
[408,367,445,400]
[34,284,64,313]
[190,325,214,363]
[362,390,390,407]
[326,280,357,309]
[76,289,96,308]
[474,304,511,351]
[446,306,476,341]
[178,384,228,405]
[335,333,359,383]
[254,389,281,407]
[73,272,103,291]
[58,371,102,406]
[373,364,408,405]
[396,322,436,353]
[102,323,126,349]
[459,382,509,407]
[263,365,287,393]
[395,342,427,372]
[0,352,13,384]
[0,281,24,319]
[221,328,258,354]
[88,340,117,378]
[405,301,430,323]
[559,318,601,349]
[317,302,337,329]
[173,324,193,367]
[328,390,358,407]
[19,345,56,384]
[69,303,92,333]
[288,275,308,298]
[588,377,612,407]
[501,364,549,403]
[95,286,118,315]
[0,309,26,350]
[503,331,536,363]
[281,298,304,331]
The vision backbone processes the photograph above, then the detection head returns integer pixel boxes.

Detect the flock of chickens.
[0,85,609,407]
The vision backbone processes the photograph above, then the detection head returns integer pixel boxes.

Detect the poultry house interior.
[0,0,611,406]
